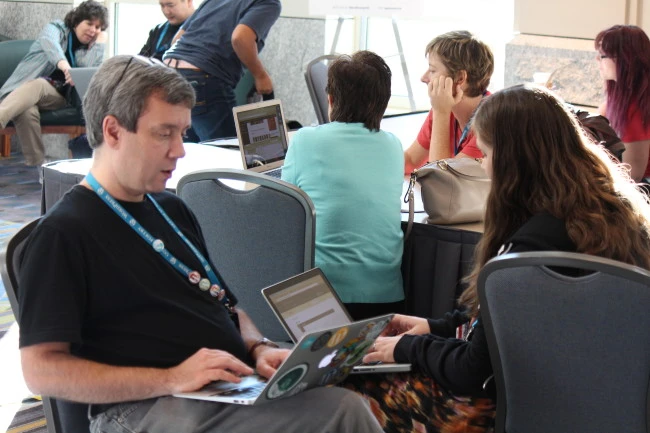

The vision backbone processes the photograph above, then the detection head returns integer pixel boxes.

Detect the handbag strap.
[404,172,416,240]
[435,159,491,182]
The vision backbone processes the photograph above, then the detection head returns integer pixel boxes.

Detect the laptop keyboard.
[265,168,282,179]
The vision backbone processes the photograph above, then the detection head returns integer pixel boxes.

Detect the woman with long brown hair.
[346,84,650,433]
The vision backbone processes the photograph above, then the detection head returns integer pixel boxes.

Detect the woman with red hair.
[595,25,650,182]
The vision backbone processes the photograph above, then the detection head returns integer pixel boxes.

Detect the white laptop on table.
[173,315,392,405]
[262,268,411,374]
[232,99,290,178]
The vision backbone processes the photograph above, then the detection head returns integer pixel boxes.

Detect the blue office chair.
[1,218,91,433]
[176,169,316,342]
[304,54,338,124]
[478,251,650,433]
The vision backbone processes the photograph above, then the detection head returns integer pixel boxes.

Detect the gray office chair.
[176,169,316,342]
[40,161,86,214]
[304,54,339,124]
[1,218,91,433]
[478,251,650,433]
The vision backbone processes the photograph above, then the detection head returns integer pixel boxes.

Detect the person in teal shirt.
[282,50,404,320]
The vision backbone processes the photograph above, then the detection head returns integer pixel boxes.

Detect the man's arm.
[139,27,157,57]
[237,308,290,378]
[21,341,254,403]
[231,23,273,94]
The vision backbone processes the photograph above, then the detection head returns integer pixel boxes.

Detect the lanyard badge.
[85,173,239,325]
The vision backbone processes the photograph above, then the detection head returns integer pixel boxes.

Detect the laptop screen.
[262,269,352,342]
[233,100,289,171]
[69,67,98,101]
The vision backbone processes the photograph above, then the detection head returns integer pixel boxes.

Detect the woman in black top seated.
[344,84,650,433]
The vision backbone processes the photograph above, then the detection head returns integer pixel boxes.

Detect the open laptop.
[232,99,290,179]
[173,315,392,405]
[262,268,411,374]
[68,67,98,101]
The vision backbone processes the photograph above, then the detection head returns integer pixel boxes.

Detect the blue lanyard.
[155,22,170,55]
[67,34,77,67]
[85,173,233,310]
[453,91,488,155]
[454,122,471,156]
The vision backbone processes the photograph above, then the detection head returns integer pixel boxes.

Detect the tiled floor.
[0,152,43,432]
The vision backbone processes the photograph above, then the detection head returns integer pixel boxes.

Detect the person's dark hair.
[595,25,650,135]
[425,31,493,98]
[84,55,195,148]
[326,50,391,131]
[459,84,650,318]
[64,0,109,31]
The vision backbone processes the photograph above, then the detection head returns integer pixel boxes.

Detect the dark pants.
[177,69,237,142]
[344,300,405,321]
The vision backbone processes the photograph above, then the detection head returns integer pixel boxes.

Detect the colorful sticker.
[326,326,349,348]
[284,381,309,398]
[319,367,339,386]
[310,331,332,352]
[301,334,318,349]
[343,340,373,366]
[266,363,309,400]
[364,320,387,341]
[358,322,375,340]
[329,337,364,368]
[319,365,353,386]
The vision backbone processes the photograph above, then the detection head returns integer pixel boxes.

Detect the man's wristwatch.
[248,337,280,357]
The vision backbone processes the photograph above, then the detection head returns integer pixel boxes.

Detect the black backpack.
[571,107,625,162]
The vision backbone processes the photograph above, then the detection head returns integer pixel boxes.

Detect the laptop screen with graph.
[262,268,352,342]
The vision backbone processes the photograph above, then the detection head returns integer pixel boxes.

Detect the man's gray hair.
[83,55,196,148]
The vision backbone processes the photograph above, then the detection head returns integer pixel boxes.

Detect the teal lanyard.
[155,22,170,55]
[454,122,471,156]
[67,34,77,67]
[85,173,233,310]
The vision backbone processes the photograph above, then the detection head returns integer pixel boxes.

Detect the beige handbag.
[405,158,491,238]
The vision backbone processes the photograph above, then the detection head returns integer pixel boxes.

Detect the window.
[323,1,514,113]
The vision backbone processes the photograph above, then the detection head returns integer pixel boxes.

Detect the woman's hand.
[362,336,400,364]
[428,75,463,113]
[91,31,108,46]
[382,314,431,336]
[57,59,73,85]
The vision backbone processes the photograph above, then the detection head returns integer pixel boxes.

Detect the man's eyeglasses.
[110,55,167,101]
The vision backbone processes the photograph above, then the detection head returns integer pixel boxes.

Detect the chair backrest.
[0,39,33,87]
[400,221,481,318]
[1,218,91,433]
[40,162,87,214]
[478,251,650,433]
[176,169,316,342]
[1,218,40,321]
[304,54,338,124]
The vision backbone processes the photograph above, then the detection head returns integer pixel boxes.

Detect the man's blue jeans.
[177,69,237,142]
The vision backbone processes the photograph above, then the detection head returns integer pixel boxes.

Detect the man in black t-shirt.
[139,0,194,60]
[17,56,383,433]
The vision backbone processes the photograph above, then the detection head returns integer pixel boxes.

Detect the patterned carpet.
[6,401,46,433]
[0,153,41,339]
